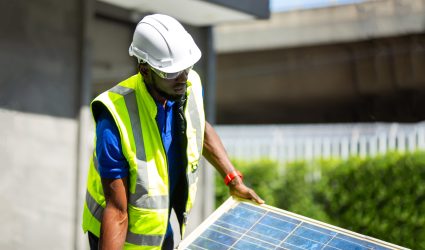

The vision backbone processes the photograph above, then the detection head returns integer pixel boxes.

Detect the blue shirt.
[96,111,129,179]
[95,101,185,238]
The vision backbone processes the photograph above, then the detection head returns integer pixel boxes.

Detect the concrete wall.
[0,0,81,117]
[0,110,78,249]
[0,0,85,249]
[216,34,425,124]
[212,0,425,124]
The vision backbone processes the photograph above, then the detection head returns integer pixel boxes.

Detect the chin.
[169,93,185,101]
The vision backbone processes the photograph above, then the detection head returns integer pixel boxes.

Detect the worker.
[82,14,264,250]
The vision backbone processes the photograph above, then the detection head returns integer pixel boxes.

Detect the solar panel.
[178,197,408,250]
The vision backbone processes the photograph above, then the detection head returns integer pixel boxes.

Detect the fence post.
[369,136,378,157]
[378,133,387,155]
[305,138,313,160]
[418,124,425,150]
[313,138,322,160]
[359,137,367,158]
[287,138,295,162]
[397,131,406,153]
[341,137,349,159]
[350,129,360,156]
[407,130,416,152]
[331,138,339,158]
[323,138,331,159]
[388,124,398,151]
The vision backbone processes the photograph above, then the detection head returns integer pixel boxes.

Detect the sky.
[270,0,368,12]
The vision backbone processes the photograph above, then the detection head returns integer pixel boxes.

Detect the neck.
[146,84,167,107]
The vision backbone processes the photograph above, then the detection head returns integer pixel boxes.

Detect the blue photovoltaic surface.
[184,202,393,250]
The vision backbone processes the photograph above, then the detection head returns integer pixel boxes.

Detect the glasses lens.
[151,66,192,80]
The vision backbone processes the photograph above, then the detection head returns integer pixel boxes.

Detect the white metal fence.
[215,122,425,164]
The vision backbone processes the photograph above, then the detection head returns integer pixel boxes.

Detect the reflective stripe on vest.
[110,85,168,210]
[86,190,103,222]
[187,87,203,161]
[126,231,163,246]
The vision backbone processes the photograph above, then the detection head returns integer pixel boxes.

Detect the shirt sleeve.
[96,108,129,179]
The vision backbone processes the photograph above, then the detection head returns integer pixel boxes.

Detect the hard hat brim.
[151,47,201,73]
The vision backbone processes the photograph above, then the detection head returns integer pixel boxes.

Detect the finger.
[249,189,265,204]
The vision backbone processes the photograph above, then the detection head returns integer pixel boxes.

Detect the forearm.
[202,121,264,204]
[202,121,236,178]
[100,177,129,250]
[100,204,128,249]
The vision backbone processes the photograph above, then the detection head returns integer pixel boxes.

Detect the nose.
[175,70,188,82]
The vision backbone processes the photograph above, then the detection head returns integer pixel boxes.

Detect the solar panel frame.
[178,197,409,250]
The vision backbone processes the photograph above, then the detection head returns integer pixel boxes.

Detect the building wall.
[0,0,84,249]
[91,16,135,96]
[216,34,425,124]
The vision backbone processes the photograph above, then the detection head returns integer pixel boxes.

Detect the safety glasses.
[151,66,193,80]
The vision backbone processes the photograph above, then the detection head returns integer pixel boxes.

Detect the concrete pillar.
[0,0,88,249]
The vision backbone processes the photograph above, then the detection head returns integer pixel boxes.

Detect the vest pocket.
[127,205,168,236]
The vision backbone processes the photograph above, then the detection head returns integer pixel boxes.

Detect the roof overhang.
[97,0,270,26]
[215,0,425,53]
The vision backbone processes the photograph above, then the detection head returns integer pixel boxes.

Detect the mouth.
[174,83,187,94]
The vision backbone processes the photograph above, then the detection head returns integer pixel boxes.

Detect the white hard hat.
[129,14,202,73]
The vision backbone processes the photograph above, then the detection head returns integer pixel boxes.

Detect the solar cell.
[178,197,408,250]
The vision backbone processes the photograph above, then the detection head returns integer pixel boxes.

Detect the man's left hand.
[228,177,265,204]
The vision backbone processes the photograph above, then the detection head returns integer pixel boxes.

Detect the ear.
[139,63,150,77]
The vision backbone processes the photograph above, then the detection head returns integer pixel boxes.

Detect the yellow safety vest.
[82,71,205,249]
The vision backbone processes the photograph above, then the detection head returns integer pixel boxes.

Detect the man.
[82,14,264,250]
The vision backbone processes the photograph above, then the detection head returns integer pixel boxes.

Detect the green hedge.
[215,151,425,249]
